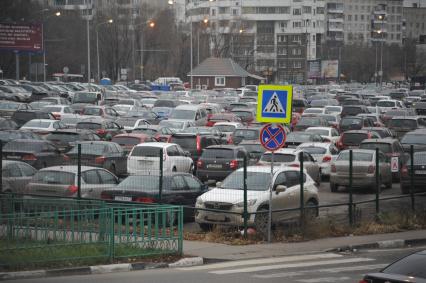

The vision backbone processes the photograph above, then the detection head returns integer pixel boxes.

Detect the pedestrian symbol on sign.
[263,92,285,114]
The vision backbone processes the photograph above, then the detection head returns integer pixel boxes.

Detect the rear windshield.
[33,171,75,185]
[306,129,329,136]
[214,125,236,132]
[116,118,137,127]
[23,121,51,128]
[389,119,417,129]
[337,152,373,162]
[76,122,101,130]
[261,153,295,163]
[112,137,140,145]
[240,144,265,154]
[68,144,107,155]
[377,101,396,107]
[169,136,196,150]
[154,100,174,107]
[131,146,162,157]
[401,134,426,145]
[342,107,363,115]
[287,133,313,143]
[299,147,327,154]
[46,133,80,142]
[202,148,235,159]
[292,99,306,107]
[360,143,392,154]
[342,133,368,145]
[325,106,341,113]
[341,118,362,126]
[83,108,102,115]
[298,118,321,126]
[234,129,259,139]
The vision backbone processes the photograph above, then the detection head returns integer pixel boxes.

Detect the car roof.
[236,165,301,174]
[205,145,245,150]
[306,127,333,131]
[39,165,103,173]
[344,130,373,134]
[298,142,332,148]
[360,138,396,144]
[213,122,241,126]
[25,119,55,123]
[340,149,377,154]
[134,142,172,148]
[174,104,203,110]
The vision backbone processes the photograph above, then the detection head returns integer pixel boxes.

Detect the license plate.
[7,155,20,159]
[114,196,132,202]
[206,214,226,222]
[415,170,426,175]
[207,164,222,169]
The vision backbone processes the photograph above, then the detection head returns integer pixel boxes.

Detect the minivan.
[168,104,209,126]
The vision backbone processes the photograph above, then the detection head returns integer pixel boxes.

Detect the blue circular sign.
[260,124,287,151]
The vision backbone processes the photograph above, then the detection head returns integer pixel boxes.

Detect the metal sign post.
[260,123,287,243]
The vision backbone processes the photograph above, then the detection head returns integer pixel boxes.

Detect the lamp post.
[41,9,61,82]
[96,19,113,82]
[134,20,155,82]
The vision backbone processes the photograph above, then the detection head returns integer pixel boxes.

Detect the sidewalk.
[183,229,426,260]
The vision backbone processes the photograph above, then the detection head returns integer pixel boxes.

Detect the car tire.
[172,167,177,172]
[330,183,338,192]
[254,207,269,238]
[199,223,213,232]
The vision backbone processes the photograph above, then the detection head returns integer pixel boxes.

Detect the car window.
[4,164,22,177]
[237,150,246,159]
[171,175,187,190]
[82,170,101,184]
[285,171,300,187]
[183,175,201,190]
[303,152,314,162]
[97,170,117,184]
[167,145,179,156]
[274,172,286,187]
[18,163,36,176]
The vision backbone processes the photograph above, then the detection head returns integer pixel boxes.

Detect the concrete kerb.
[327,237,426,253]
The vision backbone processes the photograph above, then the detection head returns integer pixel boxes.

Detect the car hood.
[198,188,266,204]
[365,272,424,283]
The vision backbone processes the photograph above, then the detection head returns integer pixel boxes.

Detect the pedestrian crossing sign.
[257,85,293,124]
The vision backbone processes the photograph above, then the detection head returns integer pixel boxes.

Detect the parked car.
[81,105,120,119]
[294,116,329,132]
[169,133,222,164]
[401,151,426,194]
[0,100,31,118]
[114,116,151,131]
[76,118,125,140]
[41,105,75,120]
[324,105,342,115]
[195,166,319,232]
[285,132,325,148]
[213,122,243,143]
[24,166,119,199]
[158,120,196,133]
[206,113,242,127]
[305,127,340,144]
[363,127,395,139]
[258,148,321,183]
[196,145,249,182]
[111,133,158,154]
[239,140,266,162]
[0,130,42,144]
[377,99,405,113]
[1,160,37,194]
[388,116,426,139]
[0,117,18,130]
[231,127,263,145]
[330,149,392,192]
[400,129,426,152]
[336,130,381,150]
[127,142,193,175]
[230,108,255,125]
[168,104,209,126]
[339,116,375,133]
[341,105,368,118]
[132,125,174,142]
[302,108,325,116]
[66,141,127,176]
[380,109,416,126]
[20,119,68,134]
[11,110,53,127]
[44,129,101,153]
[297,142,339,179]
[360,250,426,283]
[2,139,67,169]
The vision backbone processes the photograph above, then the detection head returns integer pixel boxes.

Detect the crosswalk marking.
[297,277,351,283]
[209,257,375,275]
[253,264,387,279]
[177,253,342,271]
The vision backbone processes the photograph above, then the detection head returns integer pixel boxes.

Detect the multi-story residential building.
[185,0,326,83]
[403,1,426,42]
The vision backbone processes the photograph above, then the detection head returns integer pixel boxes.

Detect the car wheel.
[172,167,177,172]
[254,207,269,238]
[330,183,338,192]
[199,223,213,232]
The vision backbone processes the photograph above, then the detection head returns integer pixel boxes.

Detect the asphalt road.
[16,246,426,283]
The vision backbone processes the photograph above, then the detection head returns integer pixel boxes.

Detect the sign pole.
[268,150,274,243]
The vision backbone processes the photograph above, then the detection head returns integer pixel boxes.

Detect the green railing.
[0,194,183,269]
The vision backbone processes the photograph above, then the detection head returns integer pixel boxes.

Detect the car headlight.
[196,198,204,207]
[235,199,256,207]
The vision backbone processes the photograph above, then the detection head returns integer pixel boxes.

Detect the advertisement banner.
[0,22,43,52]
[308,60,321,79]
[321,60,339,79]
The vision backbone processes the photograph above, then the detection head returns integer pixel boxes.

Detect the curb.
[0,257,203,281]
[326,237,426,253]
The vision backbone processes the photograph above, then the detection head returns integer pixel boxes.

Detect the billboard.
[321,60,339,79]
[308,60,321,79]
[0,22,43,52]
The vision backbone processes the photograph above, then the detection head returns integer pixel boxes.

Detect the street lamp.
[96,19,113,82]
[41,9,61,82]
[133,20,155,82]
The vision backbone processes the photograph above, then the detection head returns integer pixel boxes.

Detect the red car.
[336,130,381,150]
[206,113,242,127]
[132,125,174,143]
[112,133,158,154]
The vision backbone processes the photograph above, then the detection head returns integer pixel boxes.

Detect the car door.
[301,152,319,181]
[81,169,102,198]
[174,145,191,172]
[271,171,300,222]
[2,163,23,193]
[16,162,37,194]
[96,169,119,198]
[379,152,392,183]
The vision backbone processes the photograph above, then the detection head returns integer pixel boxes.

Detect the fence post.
[410,145,415,212]
[159,148,163,201]
[349,150,353,226]
[109,208,115,262]
[0,141,2,193]
[375,148,380,216]
[243,155,248,239]
[299,152,305,228]
[178,206,183,255]
[77,143,81,199]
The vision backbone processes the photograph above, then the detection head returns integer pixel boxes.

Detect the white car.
[195,166,319,232]
[296,142,339,178]
[158,119,195,132]
[41,105,75,120]
[377,99,405,113]
[305,126,340,144]
[20,119,67,134]
[127,142,193,175]
[324,106,342,115]
[115,117,151,131]
[302,108,325,116]
[112,104,138,116]
[213,122,244,141]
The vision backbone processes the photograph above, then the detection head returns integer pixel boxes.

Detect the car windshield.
[112,136,141,145]
[68,143,107,155]
[377,101,396,107]
[221,171,270,191]
[74,92,98,103]
[382,253,426,279]
[234,129,259,139]
[389,119,417,129]
[299,147,327,154]
[131,146,162,157]
[261,153,295,163]
[76,122,101,130]
[342,133,368,145]
[83,108,102,115]
[169,109,196,120]
[23,121,51,128]
[306,129,329,136]
[337,151,373,161]
[33,171,75,185]
[202,148,234,159]
[401,134,426,145]
[118,175,161,190]
[341,118,362,126]
[214,125,236,132]
[360,143,392,154]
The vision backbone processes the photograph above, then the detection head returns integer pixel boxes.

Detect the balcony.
[328,18,344,23]
[327,8,344,14]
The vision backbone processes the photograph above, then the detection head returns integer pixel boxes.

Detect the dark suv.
[341,105,368,118]
[196,145,249,182]
[388,116,426,139]
[339,116,374,133]
[11,110,53,127]
[169,133,221,164]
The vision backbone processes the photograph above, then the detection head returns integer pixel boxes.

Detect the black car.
[2,160,37,194]
[401,151,426,193]
[339,116,374,133]
[0,130,43,144]
[45,129,101,153]
[169,133,222,164]
[341,105,368,118]
[196,145,249,182]
[100,173,207,219]
[400,129,426,152]
[2,139,67,169]
[231,127,262,145]
[11,110,53,127]
[66,141,127,176]
[361,250,426,283]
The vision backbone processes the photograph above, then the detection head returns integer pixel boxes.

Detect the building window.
[278,61,287,68]
[293,8,301,15]
[347,15,352,21]
[278,47,287,55]
[293,21,302,28]
[211,8,216,16]
[232,9,238,15]
[277,35,287,43]
[294,61,302,68]
[293,35,301,42]
[215,77,225,86]
[303,6,311,14]
[292,48,302,55]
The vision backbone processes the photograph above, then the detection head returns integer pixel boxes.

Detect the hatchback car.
[20,119,68,134]
[297,142,339,178]
[401,151,426,194]
[195,166,319,233]
[111,133,158,154]
[24,166,119,199]
[45,129,101,152]
[2,160,37,194]
[336,130,381,150]
[388,116,426,139]
[169,133,222,163]
[76,118,125,140]
[330,149,392,192]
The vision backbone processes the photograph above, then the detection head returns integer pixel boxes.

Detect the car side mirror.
[201,183,209,192]
[216,181,223,188]
[275,185,287,194]
[184,151,191,157]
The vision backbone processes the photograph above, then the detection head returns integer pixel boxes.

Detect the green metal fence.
[0,195,183,269]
